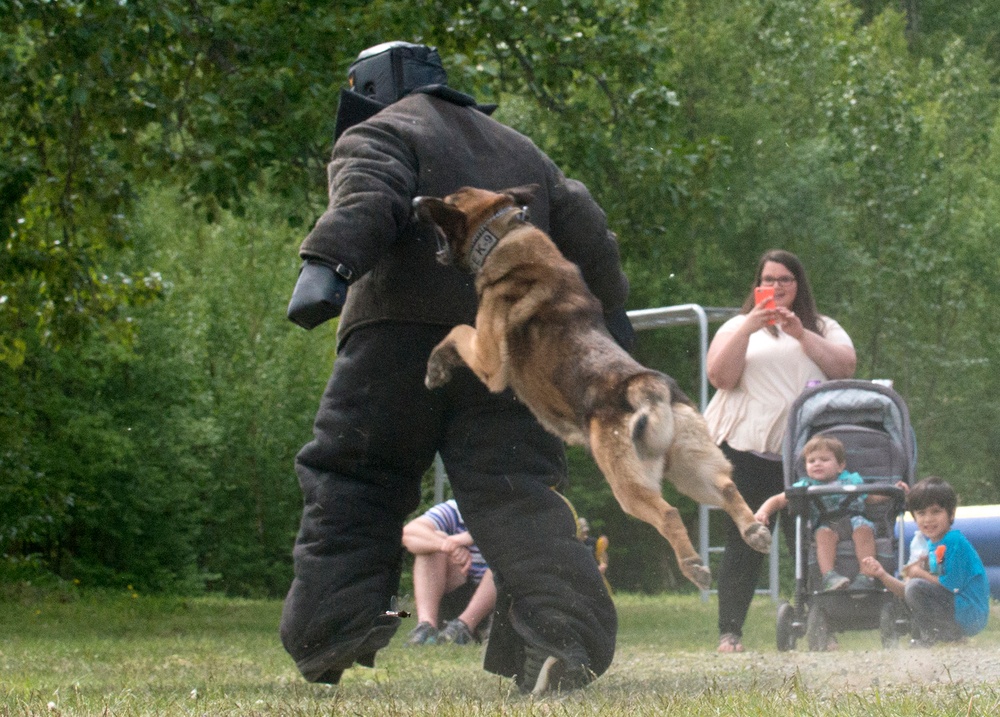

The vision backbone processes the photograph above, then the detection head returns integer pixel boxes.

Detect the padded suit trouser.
[279,322,616,683]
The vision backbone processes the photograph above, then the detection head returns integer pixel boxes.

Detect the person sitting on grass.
[577,518,609,577]
[402,499,496,646]
[860,476,989,646]
[755,435,882,592]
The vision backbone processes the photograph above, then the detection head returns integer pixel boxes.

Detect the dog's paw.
[743,522,772,554]
[425,362,452,389]
[426,342,464,389]
[425,354,454,389]
[680,557,712,591]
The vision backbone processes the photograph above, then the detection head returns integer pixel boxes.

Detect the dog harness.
[467,205,529,273]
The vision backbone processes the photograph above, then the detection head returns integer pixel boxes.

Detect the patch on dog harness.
[468,206,528,273]
[468,227,499,272]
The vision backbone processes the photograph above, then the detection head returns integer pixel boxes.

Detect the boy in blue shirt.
[755,435,879,592]
[861,477,990,645]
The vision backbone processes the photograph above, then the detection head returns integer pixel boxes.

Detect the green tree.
[5,0,1000,594]
[0,0,378,590]
[133,191,333,596]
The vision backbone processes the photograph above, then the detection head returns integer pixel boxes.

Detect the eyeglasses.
[760,275,797,287]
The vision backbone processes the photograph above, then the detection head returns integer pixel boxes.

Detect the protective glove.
[604,307,636,352]
[287,260,350,330]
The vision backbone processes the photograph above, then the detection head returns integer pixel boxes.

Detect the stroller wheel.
[806,606,832,652]
[879,600,907,649]
[776,601,797,652]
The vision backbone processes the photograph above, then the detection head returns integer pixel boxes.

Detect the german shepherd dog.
[412,186,770,589]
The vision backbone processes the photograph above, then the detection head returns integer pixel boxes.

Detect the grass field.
[2,586,999,716]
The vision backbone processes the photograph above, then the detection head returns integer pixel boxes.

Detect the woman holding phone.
[704,249,857,653]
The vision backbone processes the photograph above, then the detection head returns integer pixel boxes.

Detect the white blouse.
[703,314,853,456]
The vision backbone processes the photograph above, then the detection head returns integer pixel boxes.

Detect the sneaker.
[518,643,593,695]
[822,570,850,592]
[438,619,476,645]
[849,574,876,591]
[404,621,439,646]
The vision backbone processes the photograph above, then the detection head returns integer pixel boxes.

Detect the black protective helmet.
[347,41,448,106]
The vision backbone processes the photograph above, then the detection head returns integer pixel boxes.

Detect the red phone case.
[755,286,776,324]
[754,286,776,309]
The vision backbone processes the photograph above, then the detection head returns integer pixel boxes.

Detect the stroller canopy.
[783,379,916,489]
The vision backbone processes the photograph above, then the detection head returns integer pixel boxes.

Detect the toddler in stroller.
[773,379,916,652]
[756,434,901,593]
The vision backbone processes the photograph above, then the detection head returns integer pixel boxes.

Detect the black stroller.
[775,379,917,651]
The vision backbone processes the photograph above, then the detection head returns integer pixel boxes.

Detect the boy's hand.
[754,509,770,526]
[901,555,930,579]
[904,562,937,584]
[860,556,884,579]
[864,480,910,503]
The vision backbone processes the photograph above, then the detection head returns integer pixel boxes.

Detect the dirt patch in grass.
[606,642,1000,697]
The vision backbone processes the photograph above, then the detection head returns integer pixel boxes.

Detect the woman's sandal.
[717,633,744,653]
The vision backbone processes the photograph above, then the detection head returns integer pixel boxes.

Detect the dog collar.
[467,205,529,273]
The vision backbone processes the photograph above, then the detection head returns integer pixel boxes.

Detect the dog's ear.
[412,196,467,240]
[503,184,539,206]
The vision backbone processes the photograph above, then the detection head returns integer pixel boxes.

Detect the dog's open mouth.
[432,226,454,266]
[412,196,457,266]
[412,191,531,273]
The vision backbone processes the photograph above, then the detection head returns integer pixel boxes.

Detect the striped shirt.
[423,499,488,582]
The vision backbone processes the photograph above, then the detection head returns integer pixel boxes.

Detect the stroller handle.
[784,483,907,518]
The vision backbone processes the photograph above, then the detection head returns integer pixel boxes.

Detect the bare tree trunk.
[900,0,920,40]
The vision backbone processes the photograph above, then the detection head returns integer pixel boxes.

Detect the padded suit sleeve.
[298,121,419,278]
[545,170,630,314]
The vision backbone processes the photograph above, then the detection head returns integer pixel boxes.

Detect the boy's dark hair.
[802,434,846,465]
[906,476,957,518]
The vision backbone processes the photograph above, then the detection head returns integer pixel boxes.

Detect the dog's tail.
[626,375,675,460]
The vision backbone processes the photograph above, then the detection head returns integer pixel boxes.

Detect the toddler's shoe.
[849,574,876,591]
[822,570,850,592]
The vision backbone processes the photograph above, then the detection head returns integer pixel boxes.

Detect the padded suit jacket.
[298,90,630,346]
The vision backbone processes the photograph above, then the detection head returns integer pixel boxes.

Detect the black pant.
[905,578,964,644]
[280,322,616,682]
[716,442,792,638]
